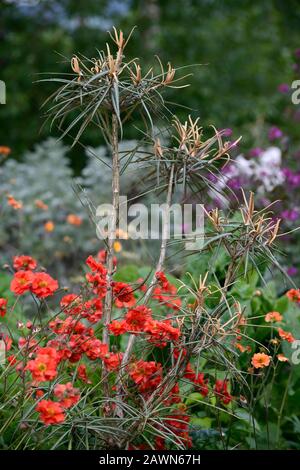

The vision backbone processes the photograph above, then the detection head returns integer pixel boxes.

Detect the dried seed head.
[130,62,142,86]
[163,62,175,85]
[71,56,82,81]
[154,138,164,158]
[268,218,281,245]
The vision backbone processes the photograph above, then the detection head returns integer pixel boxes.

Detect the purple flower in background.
[287,266,298,277]
[268,126,283,141]
[227,177,244,190]
[282,167,300,187]
[249,147,263,157]
[295,48,300,58]
[207,173,218,183]
[220,128,233,137]
[281,209,299,221]
[278,83,290,94]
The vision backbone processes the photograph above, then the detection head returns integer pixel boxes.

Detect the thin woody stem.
[117,164,175,382]
[103,113,120,346]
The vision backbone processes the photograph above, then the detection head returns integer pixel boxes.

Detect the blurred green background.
[1,0,300,173]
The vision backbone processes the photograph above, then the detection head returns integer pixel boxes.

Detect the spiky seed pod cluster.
[42,28,187,145]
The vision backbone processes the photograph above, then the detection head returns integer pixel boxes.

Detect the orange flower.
[251,352,271,369]
[113,241,122,253]
[0,146,11,155]
[0,298,8,317]
[277,353,289,362]
[13,255,37,271]
[278,328,295,343]
[234,342,247,353]
[44,221,55,232]
[10,270,34,295]
[66,214,82,226]
[265,311,283,323]
[35,199,48,210]
[286,289,300,303]
[36,400,65,425]
[7,195,23,210]
[31,272,59,298]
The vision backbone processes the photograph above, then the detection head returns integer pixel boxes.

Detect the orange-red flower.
[7,194,23,210]
[278,328,295,343]
[112,282,136,308]
[264,311,283,323]
[83,338,108,361]
[277,353,289,362]
[144,319,181,347]
[36,400,65,425]
[0,146,11,155]
[77,364,91,383]
[108,319,128,335]
[129,360,162,393]
[44,221,55,232]
[0,333,12,351]
[13,255,37,271]
[31,272,59,298]
[103,352,124,371]
[86,255,107,275]
[26,347,59,382]
[10,270,34,295]
[124,305,152,332]
[34,199,48,210]
[251,352,271,369]
[67,214,82,226]
[53,382,80,409]
[184,364,209,397]
[286,289,300,303]
[214,379,232,405]
[234,342,247,352]
[0,298,7,317]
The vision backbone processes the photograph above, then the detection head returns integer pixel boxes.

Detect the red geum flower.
[0,333,12,351]
[144,319,181,347]
[108,319,128,336]
[86,255,107,276]
[214,379,232,405]
[36,400,65,425]
[278,328,295,343]
[152,286,182,310]
[184,364,209,397]
[104,352,124,371]
[13,255,37,271]
[53,382,80,409]
[10,270,34,295]
[77,364,91,383]
[129,360,162,393]
[0,298,8,317]
[82,298,103,323]
[286,288,300,303]
[86,272,107,298]
[124,305,152,332]
[156,271,171,290]
[26,347,59,382]
[31,272,59,298]
[164,383,182,405]
[60,294,82,315]
[83,338,108,361]
[112,282,136,308]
